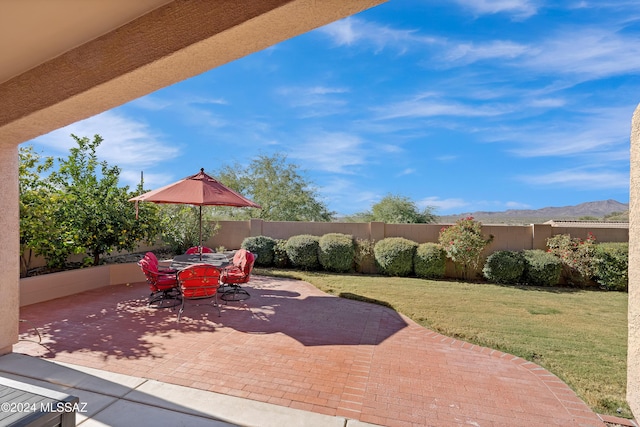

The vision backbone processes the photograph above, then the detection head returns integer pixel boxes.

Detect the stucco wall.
[19,262,146,307]
[0,145,19,355]
[205,219,628,251]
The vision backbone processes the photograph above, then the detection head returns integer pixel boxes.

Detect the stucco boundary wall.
[208,219,629,252]
[20,263,144,307]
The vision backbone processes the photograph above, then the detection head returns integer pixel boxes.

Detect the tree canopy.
[216,153,334,221]
[348,194,436,224]
[19,135,163,271]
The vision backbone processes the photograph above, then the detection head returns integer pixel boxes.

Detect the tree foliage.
[158,205,219,254]
[20,135,163,271]
[349,194,435,223]
[216,153,334,221]
[439,217,493,280]
[19,145,60,273]
[53,135,165,265]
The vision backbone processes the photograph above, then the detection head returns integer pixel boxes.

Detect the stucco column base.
[0,144,19,353]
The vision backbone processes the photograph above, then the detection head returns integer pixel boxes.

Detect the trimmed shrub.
[318,233,355,272]
[595,242,628,291]
[374,237,418,276]
[522,250,562,287]
[482,250,525,284]
[241,236,276,267]
[414,243,446,279]
[273,239,290,268]
[285,235,320,270]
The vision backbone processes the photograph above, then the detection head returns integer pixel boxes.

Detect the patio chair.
[220,249,256,302]
[144,252,177,274]
[185,246,214,255]
[176,263,222,321]
[138,258,181,308]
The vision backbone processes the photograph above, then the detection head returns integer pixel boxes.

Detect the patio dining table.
[170,253,231,270]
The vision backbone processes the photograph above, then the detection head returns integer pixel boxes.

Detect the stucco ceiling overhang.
[0,0,385,146]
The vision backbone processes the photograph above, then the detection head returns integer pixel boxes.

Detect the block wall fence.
[207,220,629,253]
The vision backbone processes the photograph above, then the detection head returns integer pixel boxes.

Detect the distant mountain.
[438,199,629,224]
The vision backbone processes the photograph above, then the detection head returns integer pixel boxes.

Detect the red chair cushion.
[221,251,255,285]
[139,258,178,292]
[178,264,221,298]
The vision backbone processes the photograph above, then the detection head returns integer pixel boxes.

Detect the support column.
[628,104,640,417]
[0,143,19,354]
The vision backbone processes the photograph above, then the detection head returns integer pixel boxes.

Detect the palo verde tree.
[216,153,334,221]
[349,194,436,223]
[48,134,163,266]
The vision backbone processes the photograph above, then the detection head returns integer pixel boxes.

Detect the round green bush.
[595,242,628,291]
[374,237,418,276]
[318,233,355,272]
[522,250,562,287]
[285,235,320,270]
[482,250,525,284]
[241,236,276,266]
[414,243,446,279]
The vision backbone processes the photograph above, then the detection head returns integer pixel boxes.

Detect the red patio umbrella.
[129,168,261,258]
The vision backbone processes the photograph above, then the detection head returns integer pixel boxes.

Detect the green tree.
[216,153,334,221]
[50,134,162,266]
[349,194,435,223]
[18,145,66,274]
[158,205,219,254]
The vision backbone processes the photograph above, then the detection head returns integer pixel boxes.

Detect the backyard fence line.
[208,219,629,254]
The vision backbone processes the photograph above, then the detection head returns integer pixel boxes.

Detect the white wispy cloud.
[316,177,380,215]
[518,168,629,189]
[418,196,469,211]
[276,85,350,115]
[376,92,513,120]
[443,40,529,64]
[500,106,633,158]
[453,0,540,20]
[289,132,369,174]
[27,111,181,187]
[520,28,640,80]
[505,201,532,209]
[397,168,416,177]
[318,17,437,52]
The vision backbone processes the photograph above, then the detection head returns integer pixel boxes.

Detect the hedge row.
[241,235,628,291]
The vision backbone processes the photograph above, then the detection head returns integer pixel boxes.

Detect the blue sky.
[24,0,638,216]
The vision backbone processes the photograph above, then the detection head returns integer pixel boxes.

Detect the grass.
[255,268,630,418]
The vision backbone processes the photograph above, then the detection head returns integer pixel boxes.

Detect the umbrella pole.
[199,205,203,261]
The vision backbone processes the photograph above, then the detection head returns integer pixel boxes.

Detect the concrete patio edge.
[0,353,380,427]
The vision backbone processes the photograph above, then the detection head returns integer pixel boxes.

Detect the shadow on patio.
[14,275,609,426]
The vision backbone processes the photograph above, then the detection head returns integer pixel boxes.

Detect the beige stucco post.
[0,143,19,354]
[629,104,640,417]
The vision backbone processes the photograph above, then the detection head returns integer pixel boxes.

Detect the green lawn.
[255,268,630,418]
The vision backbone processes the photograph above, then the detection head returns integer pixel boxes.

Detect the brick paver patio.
[14,275,608,426]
